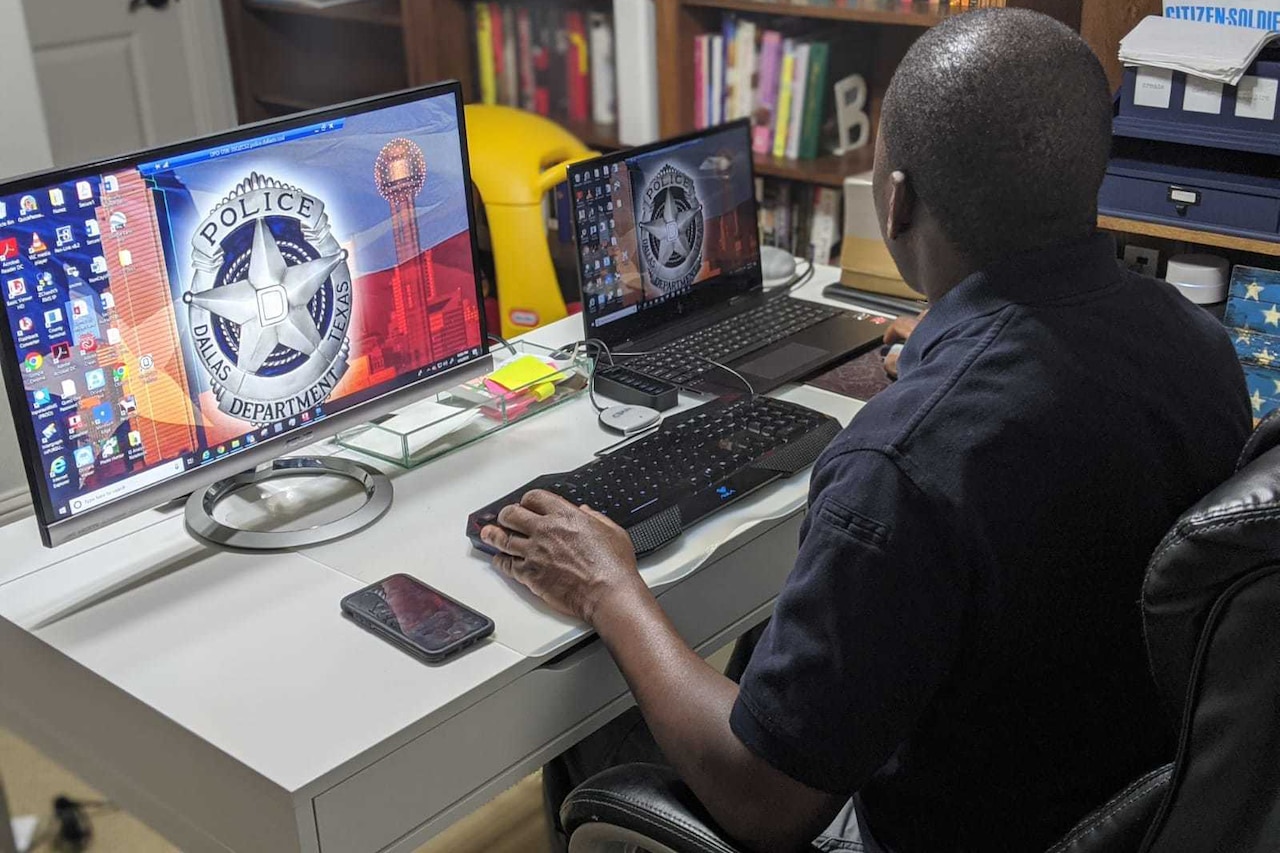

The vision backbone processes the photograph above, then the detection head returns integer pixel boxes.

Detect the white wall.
[0,0,52,521]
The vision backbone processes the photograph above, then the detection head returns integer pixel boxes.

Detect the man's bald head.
[878,9,1111,266]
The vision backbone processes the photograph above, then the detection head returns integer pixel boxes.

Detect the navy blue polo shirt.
[731,234,1251,852]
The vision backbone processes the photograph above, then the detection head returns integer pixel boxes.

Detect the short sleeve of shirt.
[730,449,968,795]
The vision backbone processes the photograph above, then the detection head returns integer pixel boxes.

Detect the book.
[694,35,709,129]
[798,40,829,160]
[491,4,507,106]
[565,11,590,123]
[772,42,796,159]
[588,12,616,125]
[710,34,725,126]
[476,4,497,105]
[733,19,757,122]
[614,0,659,144]
[809,186,841,265]
[517,7,536,112]
[785,42,809,160]
[501,5,518,108]
[722,17,738,123]
[751,30,784,156]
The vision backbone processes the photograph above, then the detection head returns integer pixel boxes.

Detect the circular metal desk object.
[185,456,393,550]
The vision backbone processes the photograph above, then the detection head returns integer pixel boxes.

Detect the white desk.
[0,267,885,853]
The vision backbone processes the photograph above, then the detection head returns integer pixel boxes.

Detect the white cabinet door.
[22,0,236,168]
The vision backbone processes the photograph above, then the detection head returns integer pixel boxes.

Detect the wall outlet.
[1123,244,1161,277]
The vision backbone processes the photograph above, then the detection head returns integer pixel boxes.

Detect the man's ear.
[885,170,914,242]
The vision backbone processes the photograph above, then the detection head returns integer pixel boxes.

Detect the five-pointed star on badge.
[638,195,701,266]
[185,219,345,375]
[1258,349,1276,368]
[1246,282,1264,301]
[1265,305,1280,327]
[1251,389,1265,413]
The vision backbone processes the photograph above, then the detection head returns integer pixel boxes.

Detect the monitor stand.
[184,457,392,550]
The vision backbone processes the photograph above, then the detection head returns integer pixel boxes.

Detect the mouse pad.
[805,348,893,401]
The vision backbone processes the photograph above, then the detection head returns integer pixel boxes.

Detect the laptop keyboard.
[619,297,840,385]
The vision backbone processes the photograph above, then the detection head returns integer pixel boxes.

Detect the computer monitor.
[569,120,761,346]
[0,82,489,548]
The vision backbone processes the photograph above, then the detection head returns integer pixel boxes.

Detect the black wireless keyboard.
[466,395,841,557]
[621,297,839,385]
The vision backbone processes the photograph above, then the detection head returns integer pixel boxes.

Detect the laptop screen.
[570,121,761,347]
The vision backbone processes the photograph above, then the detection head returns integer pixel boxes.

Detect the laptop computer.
[567,120,886,394]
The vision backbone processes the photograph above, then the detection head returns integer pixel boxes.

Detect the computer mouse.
[761,245,797,282]
[599,405,661,435]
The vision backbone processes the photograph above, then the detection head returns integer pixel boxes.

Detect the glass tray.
[336,340,591,469]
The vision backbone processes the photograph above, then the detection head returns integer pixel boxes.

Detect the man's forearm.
[589,582,841,853]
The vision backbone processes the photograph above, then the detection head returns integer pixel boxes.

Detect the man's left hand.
[480,489,645,623]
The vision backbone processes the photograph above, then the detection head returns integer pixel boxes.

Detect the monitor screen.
[0,84,487,543]
[571,121,760,344]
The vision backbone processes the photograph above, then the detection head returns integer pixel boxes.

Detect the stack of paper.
[1120,15,1280,85]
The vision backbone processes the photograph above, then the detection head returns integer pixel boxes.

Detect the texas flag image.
[0,237,18,262]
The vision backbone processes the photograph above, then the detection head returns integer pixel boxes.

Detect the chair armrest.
[1046,764,1173,853]
[560,763,746,853]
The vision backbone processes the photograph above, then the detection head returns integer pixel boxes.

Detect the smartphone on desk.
[341,574,494,664]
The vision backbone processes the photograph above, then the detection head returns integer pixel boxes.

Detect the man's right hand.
[882,312,925,380]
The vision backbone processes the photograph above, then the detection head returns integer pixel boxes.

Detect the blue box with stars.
[1225,265,1280,422]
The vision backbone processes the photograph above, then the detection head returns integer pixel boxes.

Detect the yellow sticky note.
[486,354,561,392]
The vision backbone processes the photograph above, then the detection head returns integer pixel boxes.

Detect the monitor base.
[185,457,392,550]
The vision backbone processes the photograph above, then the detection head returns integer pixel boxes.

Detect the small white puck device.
[599,405,661,435]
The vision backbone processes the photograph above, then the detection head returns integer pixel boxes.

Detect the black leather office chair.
[560,412,1280,853]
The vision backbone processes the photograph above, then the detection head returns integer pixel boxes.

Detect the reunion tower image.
[374,137,451,365]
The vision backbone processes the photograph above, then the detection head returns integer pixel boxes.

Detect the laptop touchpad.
[739,343,827,379]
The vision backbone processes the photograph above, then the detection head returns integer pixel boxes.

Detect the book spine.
[736,20,757,122]
[751,30,783,155]
[532,6,551,115]
[785,42,809,160]
[589,12,616,124]
[566,11,590,122]
[721,16,736,124]
[694,35,708,130]
[476,4,497,105]
[517,7,536,111]
[490,3,506,104]
[551,10,569,119]
[810,186,841,265]
[613,0,659,144]
[798,41,829,161]
[710,34,724,126]
[772,42,796,159]
[502,5,519,106]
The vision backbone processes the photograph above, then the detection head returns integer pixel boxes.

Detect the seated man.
[479,9,1251,852]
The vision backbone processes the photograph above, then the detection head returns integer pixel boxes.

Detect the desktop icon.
[56,225,73,246]
[118,249,133,267]
[106,328,121,345]
[85,368,105,390]
[49,456,67,478]
[230,439,240,449]
[17,316,33,333]
[51,342,72,364]
[70,298,90,319]
[112,363,127,383]
[61,264,78,281]
[28,233,48,254]
[66,412,82,432]
[201,450,211,461]
[0,201,6,219]
[60,378,76,397]
[139,354,154,371]
[119,395,137,416]
[90,256,108,275]
[245,434,256,445]
[109,211,127,232]
[49,188,64,207]
[43,307,62,327]
[79,335,98,353]
[19,195,37,214]
[216,445,226,455]
[103,175,119,193]
[22,352,43,372]
[76,181,93,202]
[100,436,119,459]
[91,403,114,425]
[7,277,26,298]
[41,422,58,443]
[128,430,142,448]
[85,219,100,238]
[101,291,115,310]
[32,387,51,407]
[0,237,17,261]
[74,446,95,469]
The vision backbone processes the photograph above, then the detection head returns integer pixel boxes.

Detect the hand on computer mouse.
[480,490,645,624]
[882,311,927,380]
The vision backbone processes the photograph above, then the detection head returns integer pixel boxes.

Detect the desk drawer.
[313,512,803,853]
[1099,173,1280,237]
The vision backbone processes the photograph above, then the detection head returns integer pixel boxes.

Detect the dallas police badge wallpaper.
[1,90,483,520]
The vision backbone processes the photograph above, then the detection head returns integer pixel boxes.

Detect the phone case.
[340,574,495,664]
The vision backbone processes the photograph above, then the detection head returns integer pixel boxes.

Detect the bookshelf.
[1099,216,1280,259]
